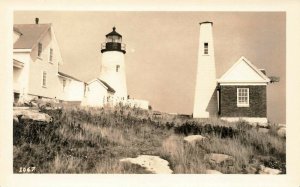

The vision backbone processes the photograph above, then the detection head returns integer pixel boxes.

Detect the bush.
[174,122,238,138]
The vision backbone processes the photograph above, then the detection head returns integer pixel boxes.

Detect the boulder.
[13,116,19,124]
[13,108,52,123]
[205,153,235,165]
[31,101,38,107]
[246,166,258,174]
[205,169,223,174]
[277,127,286,137]
[44,106,62,110]
[184,135,206,144]
[259,165,281,174]
[120,155,173,174]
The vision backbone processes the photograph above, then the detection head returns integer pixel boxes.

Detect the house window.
[84,83,87,97]
[116,65,120,72]
[49,48,53,63]
[38,43,42,57]
[62,79,66,91]
[204,42,208,55]
[237,88,249,107]
[42,71,47,87]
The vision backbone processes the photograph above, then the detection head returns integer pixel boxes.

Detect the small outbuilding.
[217,56,271,124]
[81,78,115,107]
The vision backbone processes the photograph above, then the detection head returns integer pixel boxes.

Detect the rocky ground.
[13,104,286,174]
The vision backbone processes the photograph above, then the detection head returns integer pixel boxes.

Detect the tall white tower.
[193,21,218,118]
[100,27,128,100]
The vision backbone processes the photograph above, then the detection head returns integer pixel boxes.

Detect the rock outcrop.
[205,169,223,174]
[259,165,281,174]
[184,135,206,145]
[204,153,235,166]
[277,127,286,137]
[120,155,173,174]
[13,107,52,123]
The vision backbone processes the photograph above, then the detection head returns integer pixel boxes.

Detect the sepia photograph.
[11,11,286,174]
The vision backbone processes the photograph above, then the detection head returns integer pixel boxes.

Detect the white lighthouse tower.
[100,27,128,101]
[193,21,218,118]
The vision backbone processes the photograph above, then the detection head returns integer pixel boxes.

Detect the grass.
[13,103,285,174]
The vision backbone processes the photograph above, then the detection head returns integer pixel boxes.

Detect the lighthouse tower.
[100,27,128,101]
[193,21,218,118]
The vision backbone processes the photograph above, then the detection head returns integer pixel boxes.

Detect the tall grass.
[13,104,285,174]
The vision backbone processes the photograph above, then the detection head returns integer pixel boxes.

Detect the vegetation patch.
[13,104,285,174]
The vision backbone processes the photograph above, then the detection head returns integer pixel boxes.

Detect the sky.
[14,11,286,123]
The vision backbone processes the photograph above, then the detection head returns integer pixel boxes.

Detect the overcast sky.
[14,11,286,123]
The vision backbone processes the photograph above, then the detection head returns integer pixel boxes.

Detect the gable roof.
[99,79,115,93]
[58,71,82,82]
[13,24,51,49]
[218,56,270,84]
[87,78,116,93]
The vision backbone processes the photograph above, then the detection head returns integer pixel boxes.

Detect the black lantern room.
[101,27,126,54]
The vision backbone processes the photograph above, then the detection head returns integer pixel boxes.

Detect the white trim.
[218,56,270,83]
[237,88,249,107]
[219,82,267,86]
[13,49,31,52]
[13,59,24,68]
[57,73,81,82]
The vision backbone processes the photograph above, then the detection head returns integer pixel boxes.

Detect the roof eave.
[217,80,269,85]
[13,49,32,53]
[57,72,82,82]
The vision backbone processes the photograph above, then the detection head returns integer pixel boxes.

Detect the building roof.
[13,59,24,68]
[87,78,116,93]
[58,71,82,82]
[13,24,51,49]
[98,79,115,93]
[199,21,213,25]
[13,27,22,35]
[106,27,122,37]
[218,56,271,84]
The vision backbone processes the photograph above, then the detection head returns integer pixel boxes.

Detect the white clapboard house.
[13,18,149,110]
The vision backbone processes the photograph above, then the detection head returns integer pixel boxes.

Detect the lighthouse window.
[116,65,120,72]
[204,43,208,54]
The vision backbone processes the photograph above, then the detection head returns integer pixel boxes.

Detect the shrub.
[174,122,238,138]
